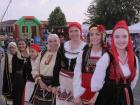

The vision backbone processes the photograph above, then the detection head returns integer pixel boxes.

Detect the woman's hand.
[89,92,99,105]
[83,101,93,105]
[52,87,59,95]
[46,85,52,92]
[74,97,82,105]
[38,79,47,89]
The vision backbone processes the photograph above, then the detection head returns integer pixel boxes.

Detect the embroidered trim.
[45,54,53,65]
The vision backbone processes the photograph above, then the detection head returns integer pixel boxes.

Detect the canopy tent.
[128,22,140,33]
[82,24,89,35]
[106,22,140,34]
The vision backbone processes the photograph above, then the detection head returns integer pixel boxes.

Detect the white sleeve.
[73,51,85,98]
[31,54,41,79]
[91,53,110,92]
[131,56,139,90]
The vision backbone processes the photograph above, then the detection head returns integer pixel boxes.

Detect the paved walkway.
[133,69,140,105]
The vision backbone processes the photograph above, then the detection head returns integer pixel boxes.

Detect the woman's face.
[48,37,59,51]
[29,48,38,60]
[18,41,26,52]
[9,46,17,55]
[69,26,81,41]
[89,29,102,46]
[113,28,129,50]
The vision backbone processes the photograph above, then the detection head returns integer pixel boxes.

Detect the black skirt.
[33,76,55,105]
[95,81,134,105]
[13,70,26,105]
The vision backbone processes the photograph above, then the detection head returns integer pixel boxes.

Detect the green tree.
[48,6,67,31]
[86,0,140,29]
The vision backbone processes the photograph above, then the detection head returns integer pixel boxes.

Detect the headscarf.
[68,22,83,40]
[30,44,41,53]
[111,20,135,81]
[47,34,60,51]
[7,42,17,53]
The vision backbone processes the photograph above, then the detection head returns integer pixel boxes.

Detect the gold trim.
[89,27,98,32]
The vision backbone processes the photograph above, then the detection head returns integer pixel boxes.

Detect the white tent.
[82,24,89,35]
[106,22,140,34]
[128,22,140,33]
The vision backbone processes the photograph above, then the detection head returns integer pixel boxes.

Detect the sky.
[0,0,92,23]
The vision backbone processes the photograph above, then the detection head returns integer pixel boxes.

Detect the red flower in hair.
[97,25,105,33]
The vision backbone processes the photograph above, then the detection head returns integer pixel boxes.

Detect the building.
[15,16,41,39]
[0,20,17,35]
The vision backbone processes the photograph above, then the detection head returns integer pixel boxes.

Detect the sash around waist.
[60,69,74,78]
[105,80,130,88]
[40,75,53,86]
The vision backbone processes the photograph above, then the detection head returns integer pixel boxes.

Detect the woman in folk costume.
[53,22,86,105]
[73,25,106,105]
[91,20,139,105]
[0,47,4,95]
[12,39,32,105]
[24,44,41,104]
[32,34,60,105]
[1,42,17,105]
[0,47,6,105]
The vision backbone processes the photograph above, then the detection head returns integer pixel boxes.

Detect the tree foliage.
[86,0,140,29]
[48,6,67,31]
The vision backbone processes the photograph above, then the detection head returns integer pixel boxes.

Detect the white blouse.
[64,41,86,59]
[91,53,139,92]
[31,51,57,78]
[31,54,41,79]
[73,50,102,98]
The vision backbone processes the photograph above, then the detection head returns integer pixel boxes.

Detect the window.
[22,26,28,33]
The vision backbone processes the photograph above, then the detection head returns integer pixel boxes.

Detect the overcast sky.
[0,0,92,23]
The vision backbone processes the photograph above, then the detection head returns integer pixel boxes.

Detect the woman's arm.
[31,54,41,83]
[91,53,110,92]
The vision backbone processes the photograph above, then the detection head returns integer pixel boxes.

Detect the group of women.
[0,20,139,105]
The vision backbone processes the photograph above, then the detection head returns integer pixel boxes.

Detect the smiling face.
[89,29,102,46]
[68,26,81,41]
[29,48,38,60]
[48,37,60,51]
[18,40,26,52]
[113,28,129,50]
[9,46,17,55]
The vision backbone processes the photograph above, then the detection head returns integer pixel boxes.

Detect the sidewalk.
[133,65,140,105]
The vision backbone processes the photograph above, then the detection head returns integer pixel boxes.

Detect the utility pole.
[0,0,12,22]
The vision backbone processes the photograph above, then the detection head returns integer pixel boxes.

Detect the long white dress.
[56,41,86,105]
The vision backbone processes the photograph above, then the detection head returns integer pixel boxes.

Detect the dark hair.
[87,33,90,43]
[17,38,27,47]
[88,24,96,30]
[87,31,104,46]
